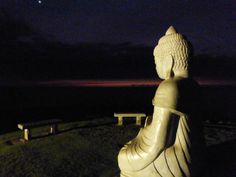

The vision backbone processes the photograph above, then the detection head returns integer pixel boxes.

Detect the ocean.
[0,85,235,134]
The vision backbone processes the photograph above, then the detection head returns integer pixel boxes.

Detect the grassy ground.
[0,118,236,177]
[0,118,140,177]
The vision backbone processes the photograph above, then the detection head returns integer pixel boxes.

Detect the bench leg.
[117,116,123,126]
[24,129,31,141]
[50,124,58,134]
[136,116,142,126]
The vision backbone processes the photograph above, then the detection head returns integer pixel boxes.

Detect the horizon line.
[0,79,235,87]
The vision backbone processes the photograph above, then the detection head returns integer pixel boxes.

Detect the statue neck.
[173,70,189,78]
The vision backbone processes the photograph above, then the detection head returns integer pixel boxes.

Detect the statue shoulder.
[152,79,179,109]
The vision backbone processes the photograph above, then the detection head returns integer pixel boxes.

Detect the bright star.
[38,0,42,4]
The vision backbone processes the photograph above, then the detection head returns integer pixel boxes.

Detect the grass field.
[1,118,236,177]
[0,118,140,177]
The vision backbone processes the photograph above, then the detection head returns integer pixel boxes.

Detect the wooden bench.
[114,113,146,126]
[17,119,62,141]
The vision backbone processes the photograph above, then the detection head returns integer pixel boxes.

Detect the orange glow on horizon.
[2,79,235,87]
[34,79,236,87]
[36,80,161,87]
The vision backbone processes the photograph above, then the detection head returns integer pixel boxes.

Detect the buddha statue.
[118,26,205,177]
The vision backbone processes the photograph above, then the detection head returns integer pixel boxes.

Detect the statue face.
[154,55,165,79]
[154,43,171,80]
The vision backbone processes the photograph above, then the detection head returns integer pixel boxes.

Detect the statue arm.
[118,106,179,171]
[118,80,180,171]
[150,79,180,149]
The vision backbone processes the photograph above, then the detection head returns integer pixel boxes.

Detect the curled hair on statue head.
[153,26,192,76]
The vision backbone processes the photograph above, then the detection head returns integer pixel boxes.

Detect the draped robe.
[118,78,205,177]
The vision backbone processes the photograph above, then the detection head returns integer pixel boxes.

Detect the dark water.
[0,86,235,134]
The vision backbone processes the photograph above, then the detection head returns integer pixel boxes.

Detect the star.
[38,0,42,4]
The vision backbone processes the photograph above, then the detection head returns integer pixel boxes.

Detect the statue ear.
[163,55,173,79]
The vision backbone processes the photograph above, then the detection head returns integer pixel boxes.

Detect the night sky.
[0,0,235,56]
[0,0,235,82]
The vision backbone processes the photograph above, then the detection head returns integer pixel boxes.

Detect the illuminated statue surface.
[118,26,205,177]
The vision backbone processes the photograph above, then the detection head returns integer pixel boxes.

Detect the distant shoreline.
[0,79,235,87]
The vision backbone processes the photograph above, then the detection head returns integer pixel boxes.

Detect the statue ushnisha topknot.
[165,25,177,35]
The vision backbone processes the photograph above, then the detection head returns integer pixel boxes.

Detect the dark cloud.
[0,9,36,42]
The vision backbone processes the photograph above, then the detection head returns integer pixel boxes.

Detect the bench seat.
[114,113,146,126]
[17,119,62,141]
[18,119,61,130]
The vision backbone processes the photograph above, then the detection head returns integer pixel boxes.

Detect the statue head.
[153,26,192,79]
